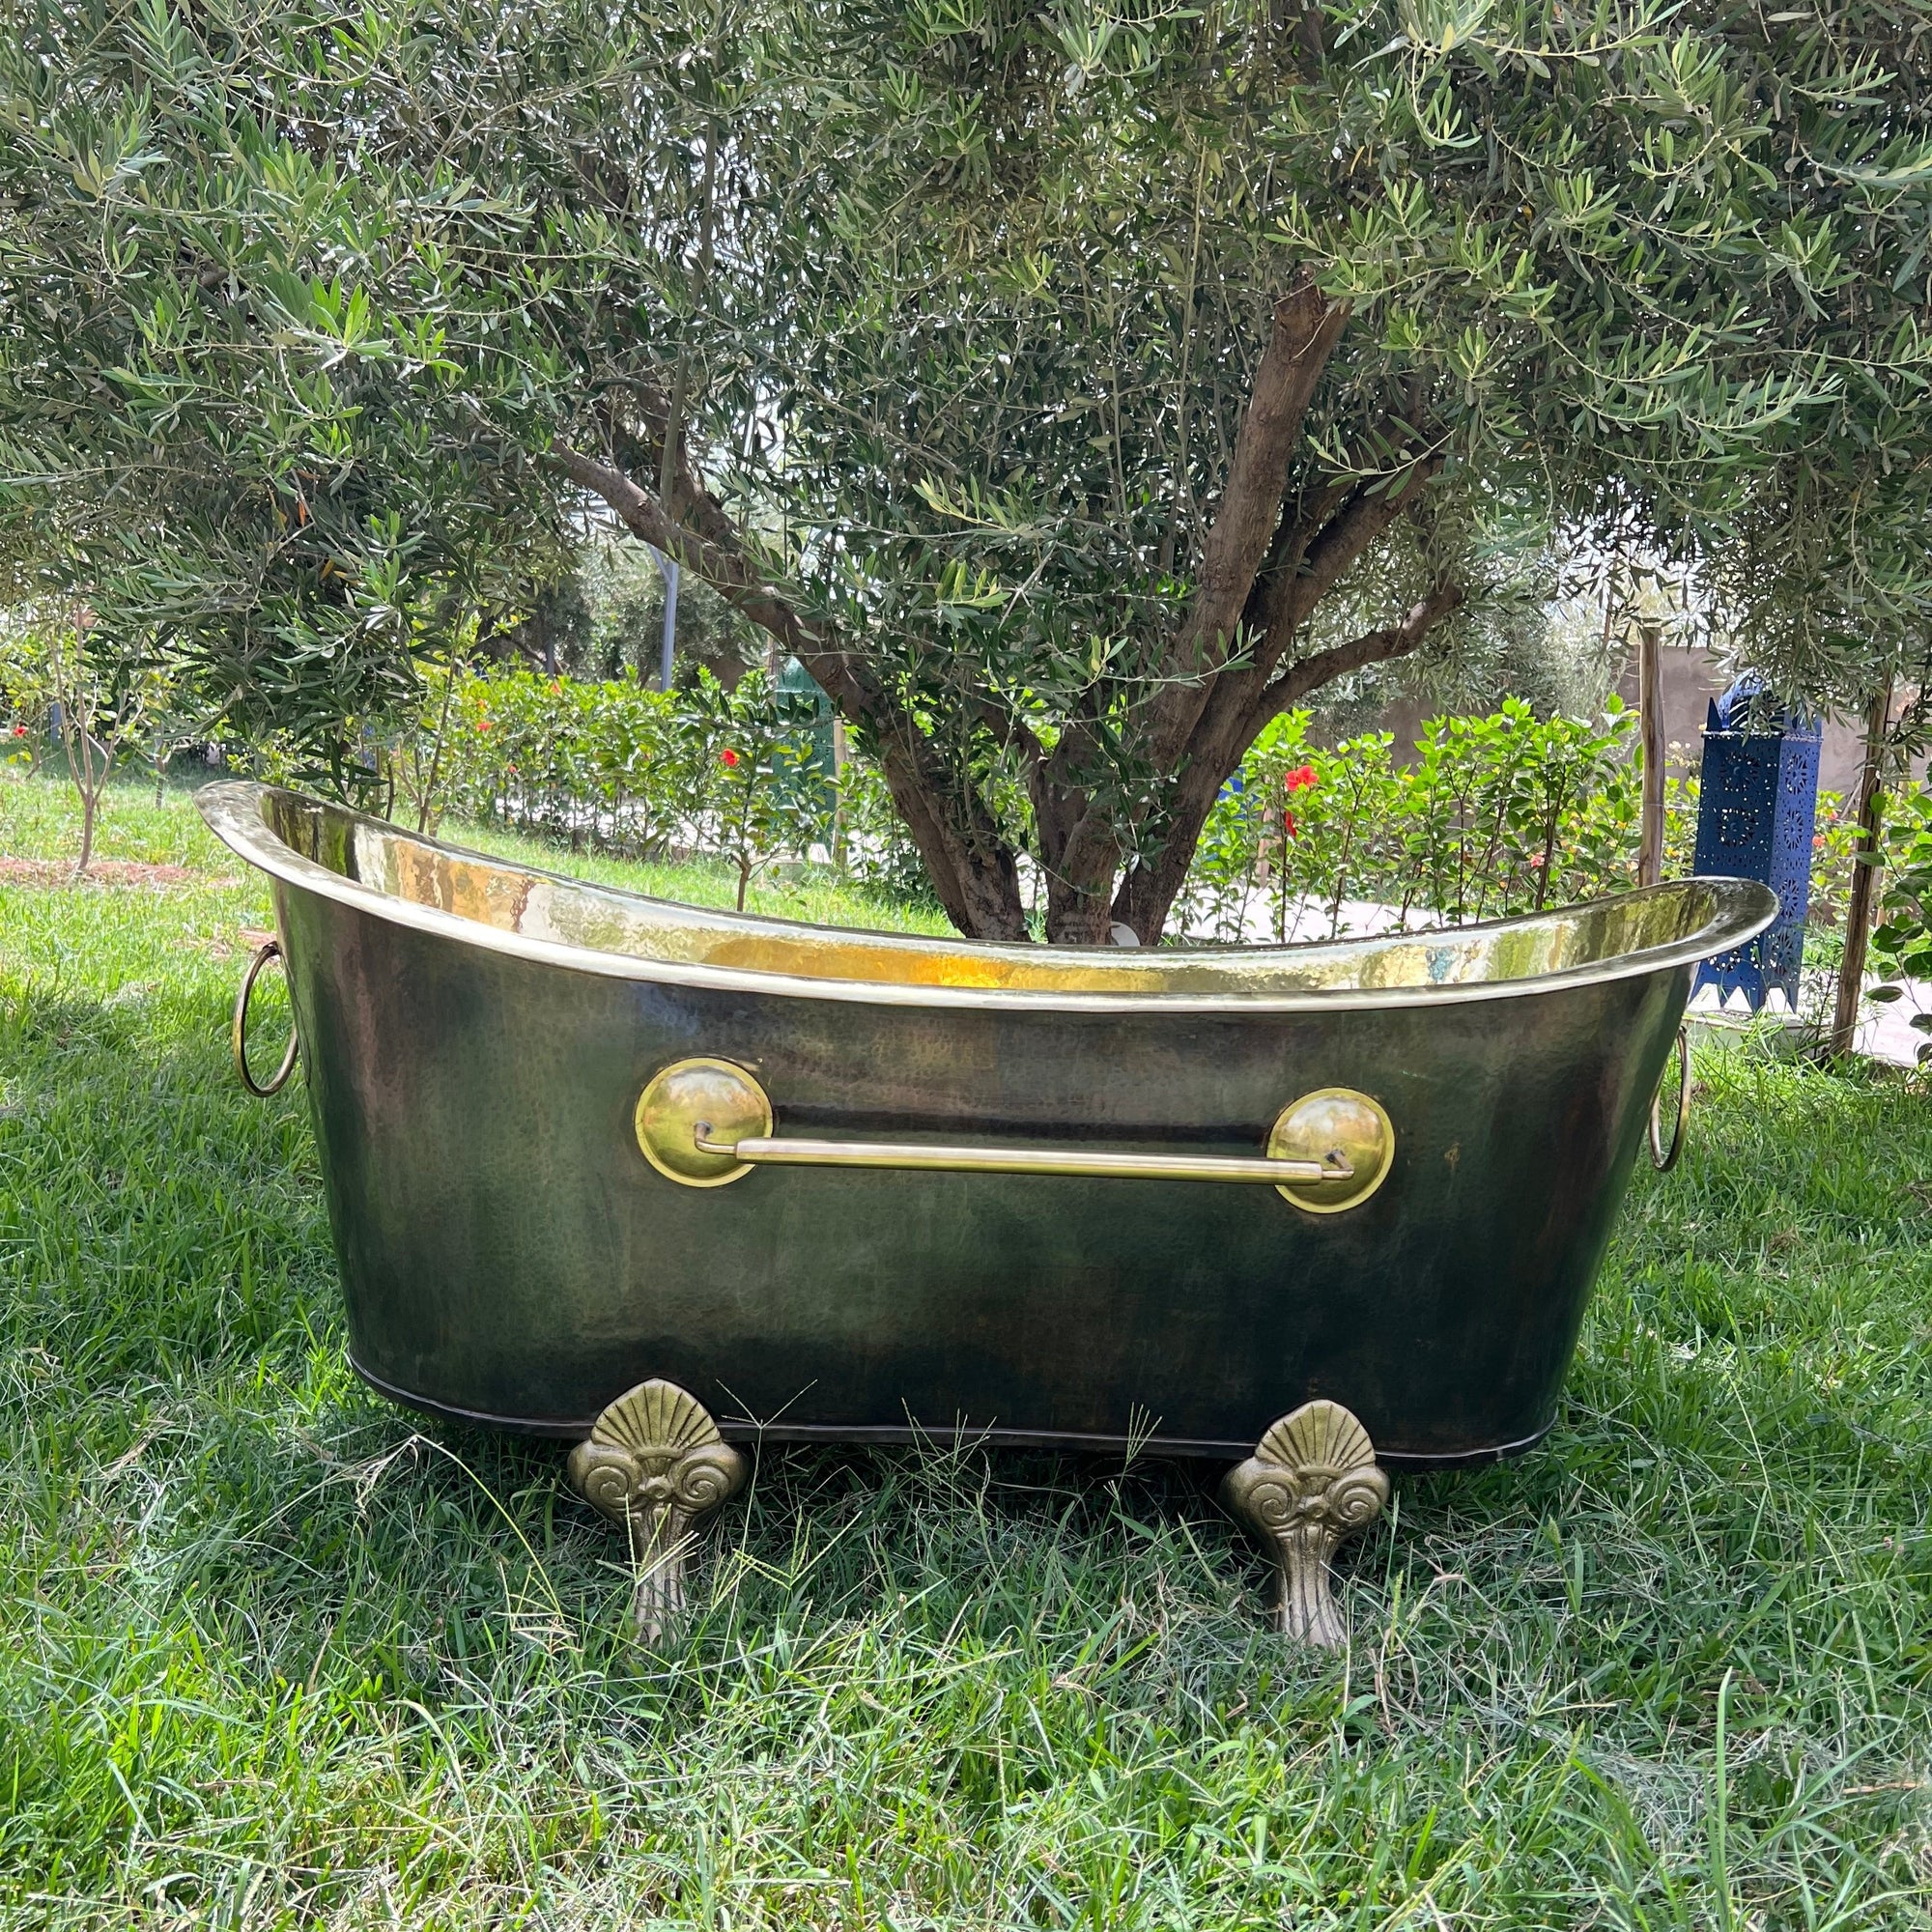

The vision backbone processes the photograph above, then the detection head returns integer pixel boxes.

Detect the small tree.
[6,609,163,874]
[686,670,827,910]
[133,656,201,807]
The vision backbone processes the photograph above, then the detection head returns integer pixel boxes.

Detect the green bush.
[333,666,1913,950]
[1177,699,1646,940]
[1179,701,1888,947]
[428,664,934,900]
[1868,786,1932,1061]
[442,666,690,853]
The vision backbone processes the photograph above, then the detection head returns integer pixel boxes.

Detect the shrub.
[1868,786,1932,1062]
[250,661,1918,959]
[1175,699,1644,940]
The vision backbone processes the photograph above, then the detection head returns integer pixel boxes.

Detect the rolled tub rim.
[197,780,1780,1014]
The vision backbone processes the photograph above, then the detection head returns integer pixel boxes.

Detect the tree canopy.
[6,0,1932,935]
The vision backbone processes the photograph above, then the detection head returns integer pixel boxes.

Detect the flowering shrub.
[1177,699,1646,940]
[436,668,691,852]
[683,668,836,908]
[1176,700,1887,945]
[395,663,930,898]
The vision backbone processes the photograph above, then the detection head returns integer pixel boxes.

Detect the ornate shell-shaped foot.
[567,1379,747,1639]
[1221,1401,1389,1649]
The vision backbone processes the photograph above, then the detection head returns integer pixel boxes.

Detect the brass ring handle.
[694,1129,1353,1187]
[1648,1024,1690,1172]
[232,939,299,1097]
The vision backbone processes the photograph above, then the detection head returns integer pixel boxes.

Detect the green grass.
[1,773,1928,1928]
[447,814,955,936]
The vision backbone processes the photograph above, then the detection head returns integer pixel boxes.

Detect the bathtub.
[202,781,1776,1642]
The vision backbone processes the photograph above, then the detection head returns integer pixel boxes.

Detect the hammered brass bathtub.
[203,781,1776,1644]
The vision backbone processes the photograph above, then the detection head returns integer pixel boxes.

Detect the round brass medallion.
[1267,1088,1394,1213]
[635,1057,773,1187]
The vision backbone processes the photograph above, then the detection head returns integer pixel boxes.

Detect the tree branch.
[1110,574,1463,944]
[552,438,1030,938]
[1249,453,1444,675]
[552,440,826,683]
[1261,578,1465,724]
[1147,280,1349,758]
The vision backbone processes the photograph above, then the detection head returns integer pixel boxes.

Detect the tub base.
[1222,1401,1389,1650]
[349,1355,1551,1469]
[565,1379,747,1638]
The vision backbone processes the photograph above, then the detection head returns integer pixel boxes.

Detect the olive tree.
[7,1,1932,937]
[0,0,585,765]
[552,0,1932,939]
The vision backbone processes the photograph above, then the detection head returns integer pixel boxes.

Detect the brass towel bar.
[695,1129,1351,1186]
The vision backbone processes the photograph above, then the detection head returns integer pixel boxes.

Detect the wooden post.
[830,717,850,872]
[1829,680,1894,1060]
[1637,620,1665,887]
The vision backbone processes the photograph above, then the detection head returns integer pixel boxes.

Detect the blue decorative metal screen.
[1690,680,1821,1009]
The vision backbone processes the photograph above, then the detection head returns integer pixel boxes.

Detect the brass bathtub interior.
[253,788,1727,998]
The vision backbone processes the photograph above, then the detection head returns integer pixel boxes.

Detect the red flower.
[1283,810,1297,839]
[475,718,492,732]
[1284,763,1317,793]
[10,724,24,737]
[1530,853,1546,869]
[550,680,562,695]
[720,747,740,768]
[1812,834,1826,848]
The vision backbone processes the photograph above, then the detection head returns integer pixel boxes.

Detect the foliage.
[355,668,1899,956]
[0,0,578,753]
[1868,786,1932,1064]
[684,668,831,909]
[1797,789,1867,939]
[442,665,692,853]
[1177,703,1889,952]
[573,0,1932,940]
[0,626,48,777]
[1699,465,1932,726]
[1179,699,1646,940]
[424,662,933,903]
[0,778,1928,1925]
[504,534,766,687]
[9,3,1932,938]
[0,606,187,869]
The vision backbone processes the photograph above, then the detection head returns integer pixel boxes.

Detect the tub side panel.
[276,882,1687,1463]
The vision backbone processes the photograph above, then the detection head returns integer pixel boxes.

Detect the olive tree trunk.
[554,286,1466,945]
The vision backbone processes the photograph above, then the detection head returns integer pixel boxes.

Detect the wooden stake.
[1637,620,1665,887]
[831,717,850,873]
[1829,680,1894,1060]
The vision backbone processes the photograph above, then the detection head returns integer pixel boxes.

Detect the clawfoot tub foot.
[567,1379,747,1637]
[1222,1401,1389,1649]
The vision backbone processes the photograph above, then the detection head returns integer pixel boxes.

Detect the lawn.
[2,774,1928,1928]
